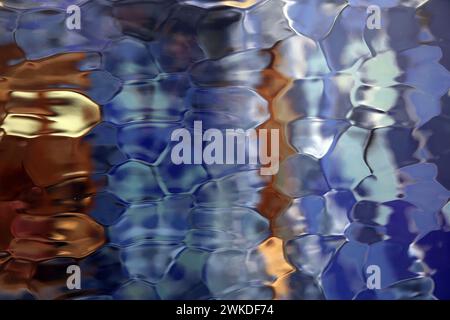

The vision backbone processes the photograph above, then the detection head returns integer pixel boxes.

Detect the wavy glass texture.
[0,0,449,300]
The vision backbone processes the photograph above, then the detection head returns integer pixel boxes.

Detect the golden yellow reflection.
[257,237,294,299]
[0,44,105,298]
[2,90,100,138]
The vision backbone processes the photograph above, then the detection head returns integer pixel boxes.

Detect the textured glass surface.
[0,0,449,300]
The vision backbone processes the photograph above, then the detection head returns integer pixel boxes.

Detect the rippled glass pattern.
[0,0,449,300]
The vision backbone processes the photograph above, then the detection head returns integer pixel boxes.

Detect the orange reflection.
[257,237,294,299]
[0,44,104,298]
[255,47,296,299]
